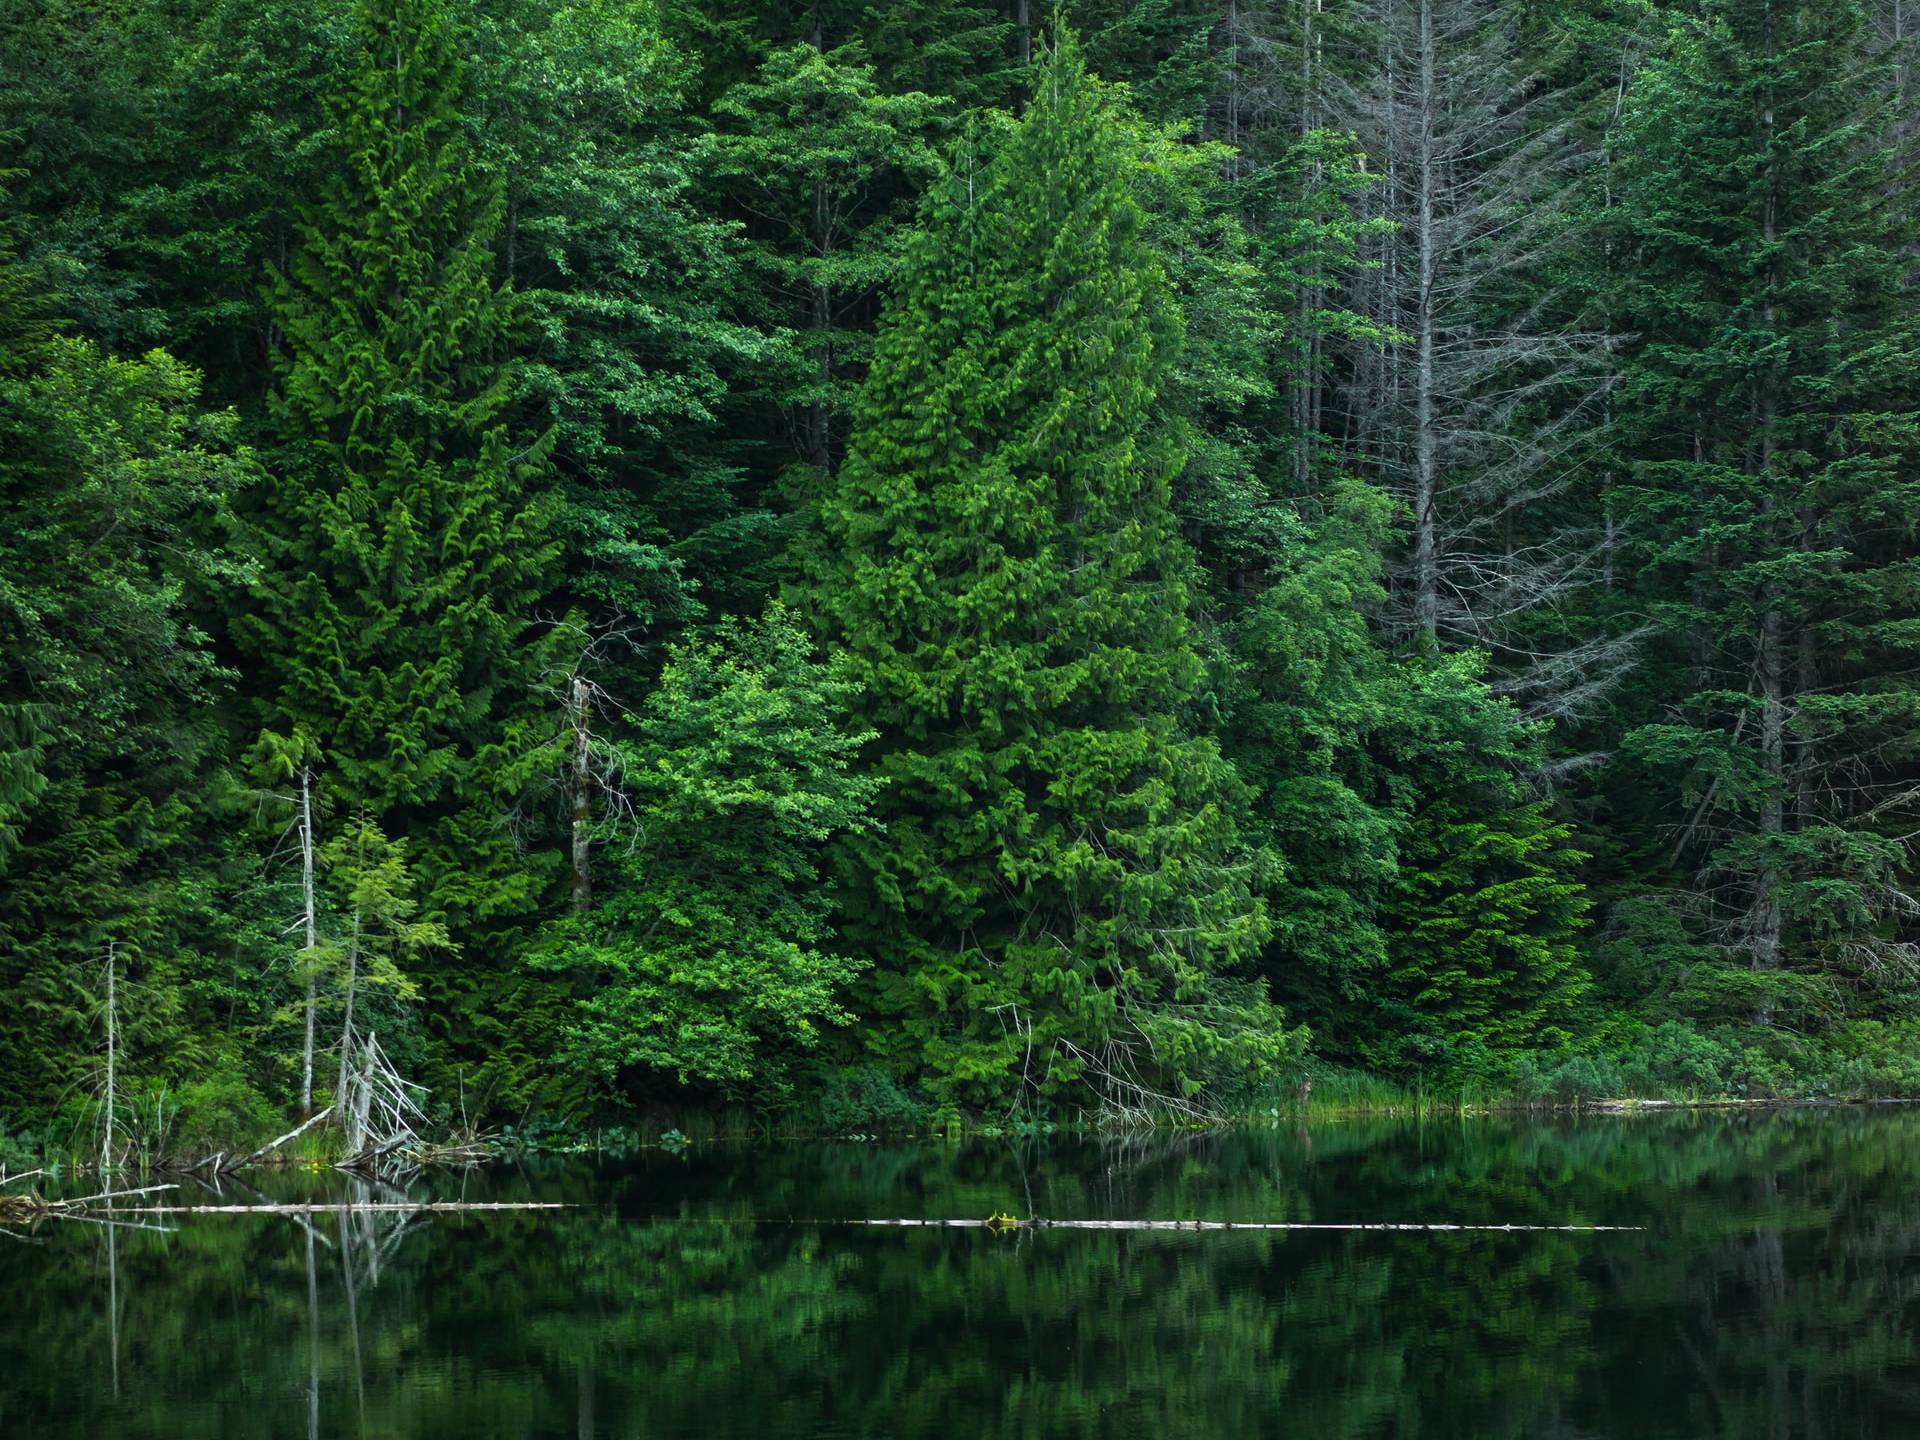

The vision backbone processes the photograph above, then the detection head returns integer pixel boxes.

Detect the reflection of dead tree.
[107,1223,121,1397]
[305,1219,320,1440]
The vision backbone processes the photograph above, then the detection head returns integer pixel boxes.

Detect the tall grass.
[1231,1066,1510,1123]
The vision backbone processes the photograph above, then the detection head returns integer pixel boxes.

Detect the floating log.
[97,1201,574,1216]
[64,1183,179,1208]
[0,1182,178,1222]
[841,1217,1643,1233]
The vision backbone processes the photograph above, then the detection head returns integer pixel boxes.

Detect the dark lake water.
[6,1109,1920,1437]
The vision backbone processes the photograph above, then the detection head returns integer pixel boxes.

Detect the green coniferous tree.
[1228,482,1591,1077]
[699,38,944,475]
[1603,0,1920,1030]
[234,0,561,1072]
[810,37,1294,1116]
[0,175,256,1119]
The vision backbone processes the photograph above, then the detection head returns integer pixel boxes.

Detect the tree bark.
[1752,14,1784,1012]
[102,941,116,1172]
[335,910,361,1112]
[569,674,594,913]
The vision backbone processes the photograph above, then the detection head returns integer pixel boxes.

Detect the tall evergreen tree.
[475,0,770,634]
[810,37,1293,1117]
[699,38,944,475]
[234,0,562,1076]
[0,176,257,1119]
[1227,481,1591,1077]
[1604,0,1920,1027]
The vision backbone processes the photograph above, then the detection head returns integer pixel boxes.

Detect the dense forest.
[2,0,1917,1147]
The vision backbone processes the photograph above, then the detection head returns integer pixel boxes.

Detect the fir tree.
[699,38,944,474]
[1372,656,1591,1072]
[0,182,254,1114]
[1606,0,1920,1024]
[810,37,1294,1116]
[1227,482,1592,1076]
[234,0,562,1073]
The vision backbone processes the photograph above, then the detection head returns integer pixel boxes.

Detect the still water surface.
[6,1110,1920,1437]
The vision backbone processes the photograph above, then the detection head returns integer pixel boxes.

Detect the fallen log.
[841,1217,1643,1233]
[0,1182,178,1222]
[97,1201,573,1216]
[223,1106,334,1171]
[62,1183,179,1208]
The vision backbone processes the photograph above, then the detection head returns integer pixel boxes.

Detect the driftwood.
[99,1201,572,1216]
[0,1182,180,1223]
[4,1190,566,1224]
[841,1217,1643,1233]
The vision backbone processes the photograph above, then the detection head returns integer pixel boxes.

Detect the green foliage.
[316,812,442,1001]
[1384,792,1589,1069]
[537,604,878,1096]
[815,1064,924,1135]
[699,36,945,473]
[0,190,253,1115]
[474,0,773,631]
[810,36,1295,1116]
[167,1072,279,1153]
[234,0,564,1079]
[3,0,1918,1130]
[1226,480,1592,1079]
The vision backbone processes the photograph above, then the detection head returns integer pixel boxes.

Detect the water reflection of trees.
[3,1114,1919,1437]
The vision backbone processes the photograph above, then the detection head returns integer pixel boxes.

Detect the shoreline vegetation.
[8,1071,1916,1186]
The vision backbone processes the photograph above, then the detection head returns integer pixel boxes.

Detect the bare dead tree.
[1336,0,1636,722]
[522,615,645,914]
[101,941,116,1174]
[297,763,319,1115]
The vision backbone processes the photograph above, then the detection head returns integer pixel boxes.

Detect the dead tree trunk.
[1411,0,1440,646]
[1750,11,1785,1016]
[298,765,319,1116]
[569,674,594,914]
[102,941,116,1172]
[335,911,361,1112]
